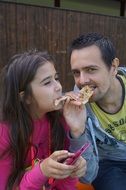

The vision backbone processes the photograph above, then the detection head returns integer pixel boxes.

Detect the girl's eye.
[55,76,60,81]
[55,73,60,81]
[44,81,51,85]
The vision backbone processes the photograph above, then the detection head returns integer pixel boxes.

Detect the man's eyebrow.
[71,68,79,71]
[85,65,99,68]
[72,65,99,71]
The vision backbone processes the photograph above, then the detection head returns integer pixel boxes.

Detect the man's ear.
[111,58,119,75]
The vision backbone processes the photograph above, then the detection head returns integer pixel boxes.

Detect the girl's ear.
[19,91,24,101]
[19,91,31,104]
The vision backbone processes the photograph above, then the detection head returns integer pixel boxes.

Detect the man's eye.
[87,68,96,73]
[72,71,80,77]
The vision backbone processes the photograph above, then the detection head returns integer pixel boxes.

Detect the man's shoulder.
[118,67,126,76]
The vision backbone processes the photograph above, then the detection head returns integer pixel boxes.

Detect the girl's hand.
[70,156,87,178]
[40,150,76,179]
[63,91,87,138]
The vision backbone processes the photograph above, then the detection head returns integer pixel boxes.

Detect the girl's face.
[28,61,62,118]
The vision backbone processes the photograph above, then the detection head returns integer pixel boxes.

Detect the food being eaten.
[54,96,68,106]
[54,85,93,106]
[79,85,93,104]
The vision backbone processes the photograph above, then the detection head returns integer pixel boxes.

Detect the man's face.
[70,45,116,103]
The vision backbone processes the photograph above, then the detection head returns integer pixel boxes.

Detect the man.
[68,33,126,190]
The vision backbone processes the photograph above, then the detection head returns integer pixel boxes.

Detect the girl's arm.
[0,123,86,190]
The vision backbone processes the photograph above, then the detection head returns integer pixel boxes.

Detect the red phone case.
[48,143,90,186]
[64,142,90,165]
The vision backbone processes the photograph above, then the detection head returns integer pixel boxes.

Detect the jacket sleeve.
[0,124,48,190]
[0,123,13,190]
[51,177,78,190]
[19,163,48,190]
[0,123,78,190]
[68,120,99,183]
[0,151,13,190]
[19,163,78,190]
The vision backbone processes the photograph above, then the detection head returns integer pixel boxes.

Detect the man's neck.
[96,77,123,114]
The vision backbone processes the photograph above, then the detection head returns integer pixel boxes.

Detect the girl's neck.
[29,106,46,120]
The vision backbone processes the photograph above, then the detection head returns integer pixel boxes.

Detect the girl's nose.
[54,80,62,91]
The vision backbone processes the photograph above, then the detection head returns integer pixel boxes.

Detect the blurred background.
[0,0,126,91]
[1,0,125,17]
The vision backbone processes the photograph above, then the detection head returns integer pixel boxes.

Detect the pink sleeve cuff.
[20,163,48,189]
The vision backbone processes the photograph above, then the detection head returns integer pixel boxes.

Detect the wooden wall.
[0,1,126,91]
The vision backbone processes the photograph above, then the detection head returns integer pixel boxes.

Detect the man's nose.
[79,72,90,85]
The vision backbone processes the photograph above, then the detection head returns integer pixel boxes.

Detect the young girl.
[0,51,86,190]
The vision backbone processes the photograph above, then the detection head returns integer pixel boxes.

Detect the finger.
[50,150,68,161]
[74,156,86,167]
[71,158,87,177]
[52,161,75,171]
[70,163,87,177]
[50,172,71,179]
[71,164,87,178]
[47,162,76,179]
[48,167,73,179]
[50,150,74,162]
[52,173,71,179]
[65,92,79,100]
[68,100,82,106]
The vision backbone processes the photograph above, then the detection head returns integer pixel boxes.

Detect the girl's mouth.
[54,96,68,106]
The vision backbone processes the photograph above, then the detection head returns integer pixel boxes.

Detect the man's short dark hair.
[69,33,116,68]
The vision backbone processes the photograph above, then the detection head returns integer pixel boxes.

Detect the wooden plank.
[0,1,126,91]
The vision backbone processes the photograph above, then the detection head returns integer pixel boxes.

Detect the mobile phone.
[48,143,90,186]
[64,142,90,165]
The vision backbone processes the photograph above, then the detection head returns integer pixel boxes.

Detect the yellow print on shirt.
[105,117,126,143]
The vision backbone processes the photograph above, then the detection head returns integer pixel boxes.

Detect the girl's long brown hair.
[0,50,65,189]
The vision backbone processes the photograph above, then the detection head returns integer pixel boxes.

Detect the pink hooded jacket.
[0,116,78,190]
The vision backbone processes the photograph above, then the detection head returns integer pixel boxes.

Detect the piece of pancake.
[54,85,93,106]
[79,85,93,104]
[54,96,68,106]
